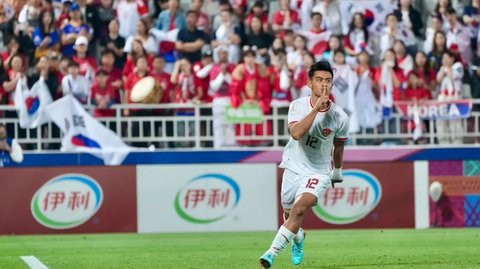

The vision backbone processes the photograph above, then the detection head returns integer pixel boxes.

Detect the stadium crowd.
[0,0,479,148]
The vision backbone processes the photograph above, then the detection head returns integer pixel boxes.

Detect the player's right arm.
[289,97,328,140]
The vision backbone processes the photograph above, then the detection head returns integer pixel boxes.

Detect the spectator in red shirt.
[193,50,214,103]
[123,38,153,78]
[72,36,97,77]
[413,51,437,92]
[404,71,432,101]
[2,37,21,70]
[91,69,116,117]
[272,0,300,36]
[3,54,25,105]
[231,48,272,146]
[98,49,123,103]
[404,71,432,144]
[246,1,269,33]
[209,46,236,100]
[123,55,152,147]
[209,46,237,148]
[123,55,150,116]
[150,55,172,104]
[170,58,196,103]
[150,55,174,147]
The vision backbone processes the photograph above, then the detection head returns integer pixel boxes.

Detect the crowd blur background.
[0,0,479,150]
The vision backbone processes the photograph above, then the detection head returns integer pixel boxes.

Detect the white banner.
[137,164,278,233]
[45,95,131,165]
[14,77,53,129]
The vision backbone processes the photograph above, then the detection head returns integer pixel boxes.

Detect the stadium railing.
[0,99,479,150]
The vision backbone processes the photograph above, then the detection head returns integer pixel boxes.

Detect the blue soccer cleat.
[259,252,276,268]
[291,228,305,265]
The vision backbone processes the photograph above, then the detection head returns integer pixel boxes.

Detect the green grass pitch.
[0,229,479,269]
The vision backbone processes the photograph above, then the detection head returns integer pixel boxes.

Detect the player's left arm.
[331,113,349,186]
[333,139,346,169]
[331,139,346,184]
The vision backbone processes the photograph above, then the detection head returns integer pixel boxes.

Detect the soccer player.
[259,60,349,268]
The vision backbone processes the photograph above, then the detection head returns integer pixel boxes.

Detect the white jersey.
[279,97,349,175]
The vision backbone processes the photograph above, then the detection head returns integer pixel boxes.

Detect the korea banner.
[14,77,53,129]
[395,100,473,120]
[45,95,131,165]
[339,0,395,34]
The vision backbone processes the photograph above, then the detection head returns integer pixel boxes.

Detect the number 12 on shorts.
[306,178,319,189]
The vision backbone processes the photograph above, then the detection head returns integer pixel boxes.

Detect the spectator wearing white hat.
[209,41,237,148]
[72,36,97,78]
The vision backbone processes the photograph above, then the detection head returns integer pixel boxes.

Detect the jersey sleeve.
[334,111,349,141]
[287,99,306,124]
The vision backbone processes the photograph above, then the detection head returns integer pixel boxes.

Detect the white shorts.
[281,168,331,210]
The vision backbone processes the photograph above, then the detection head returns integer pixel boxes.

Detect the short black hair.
[443,50,457,60]
[253,0,264,8]
[446,7,457,15]
[68,60,80,68]
[186,10,198,17]
[308,60,334,80]
[311,12,322,19]
[385,13,397,22]
[96,69,109,76]
[0,123,4,128]
[333,49,345,56]
[101,49,115,58]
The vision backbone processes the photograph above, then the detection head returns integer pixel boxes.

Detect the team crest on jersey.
[322,128,332,137]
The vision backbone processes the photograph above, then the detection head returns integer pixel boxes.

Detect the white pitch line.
[20,256,49,269]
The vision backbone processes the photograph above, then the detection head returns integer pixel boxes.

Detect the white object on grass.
[20,256,49,269]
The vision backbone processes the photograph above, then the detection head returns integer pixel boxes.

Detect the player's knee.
[290,204,308,218]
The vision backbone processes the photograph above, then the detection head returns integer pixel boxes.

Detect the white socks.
[293,228,304,244]
[268,226,295,256]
